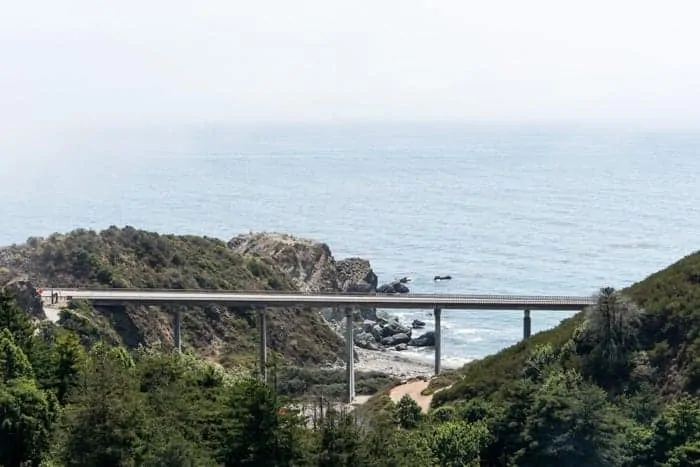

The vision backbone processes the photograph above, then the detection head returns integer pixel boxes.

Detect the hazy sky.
[3,0,700,133]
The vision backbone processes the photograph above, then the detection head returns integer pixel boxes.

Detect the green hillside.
[433,250,700,405]
[407,250,700,466]
[0,226,346,366]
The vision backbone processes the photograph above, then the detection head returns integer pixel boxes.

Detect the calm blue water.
[2,123,699,366]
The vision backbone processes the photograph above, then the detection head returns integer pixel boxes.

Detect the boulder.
[395,343,408,351]
[354,331,380,350]
[409,331,435,347]
[375,309,394,324]
[361,321,376,333]
[412,319,426,329]
[371,324,383,343]
[380,321,411,338]
[377,281,410,294]
[381,332,410,346]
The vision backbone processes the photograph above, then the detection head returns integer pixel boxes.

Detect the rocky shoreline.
[229,232,443,368]
[354,347,438,379]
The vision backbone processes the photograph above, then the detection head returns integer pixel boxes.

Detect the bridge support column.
[174,309,182,354]
[523,309,531,340]
[434,307,442,376]
[259,308,268,383]
[345,307,355,404]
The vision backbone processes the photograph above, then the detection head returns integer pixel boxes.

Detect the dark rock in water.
[381,332,410,346]
[395,343,408,351]
[380,321,411,338]
[354,331,380,350]
[409,331,435,347]
[412,319,426,329]
[377,281,410,294]
[433,275,452,281]
[398,276,411,283]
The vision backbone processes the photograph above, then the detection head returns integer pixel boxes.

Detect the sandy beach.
[354,347,459,380]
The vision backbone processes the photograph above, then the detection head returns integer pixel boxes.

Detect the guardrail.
[38,287,597,302]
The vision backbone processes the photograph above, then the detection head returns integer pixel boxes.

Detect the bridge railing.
[39,287,599,303]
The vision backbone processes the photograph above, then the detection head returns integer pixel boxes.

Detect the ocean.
[2,122,699,367]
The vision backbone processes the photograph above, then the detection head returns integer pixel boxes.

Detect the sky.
[2,0,700,138]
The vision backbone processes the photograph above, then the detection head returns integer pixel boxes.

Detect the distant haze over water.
[3,123,699,365]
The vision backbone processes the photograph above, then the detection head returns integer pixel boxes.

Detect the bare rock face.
[336,258,378,293]
[228,233,379,295]
[229,233,339,293]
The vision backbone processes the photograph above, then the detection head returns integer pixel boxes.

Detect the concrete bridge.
[39,288,597,403]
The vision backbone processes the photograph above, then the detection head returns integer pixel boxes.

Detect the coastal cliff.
[0,227,357,366]
[229,232,434,353]
[228,232,378,293]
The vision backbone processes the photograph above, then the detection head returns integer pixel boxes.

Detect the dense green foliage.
[0,289,490,466]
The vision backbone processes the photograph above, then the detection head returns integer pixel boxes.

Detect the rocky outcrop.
[3,280,46,320]
[229,233,382,343]
[354,331,380,351]
[336,258,378,293]
[229,233,338,292]
[409,331,435,347]
[228,234,380,296]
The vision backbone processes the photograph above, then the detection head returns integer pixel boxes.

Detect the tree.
[395,394,423,429]
[0,331,56,467]
[430,420,489,467]
[576,287,641,390]
[29,329,86,405]
[522,343,558,382]
[57,343,151,466]
[314,405,365,467]
[0,290,34,354]
[217,377,306,466]
[0,329,34,382]
[648,397,700,466]
[0,378,58,467]
[514,369,624,466]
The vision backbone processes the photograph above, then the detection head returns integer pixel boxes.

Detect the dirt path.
[389,380,433,412]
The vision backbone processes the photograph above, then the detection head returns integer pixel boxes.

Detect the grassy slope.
[0,226,346,366]
[432,249,700,406]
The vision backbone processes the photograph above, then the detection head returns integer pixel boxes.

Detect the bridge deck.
[41,289,597,310]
